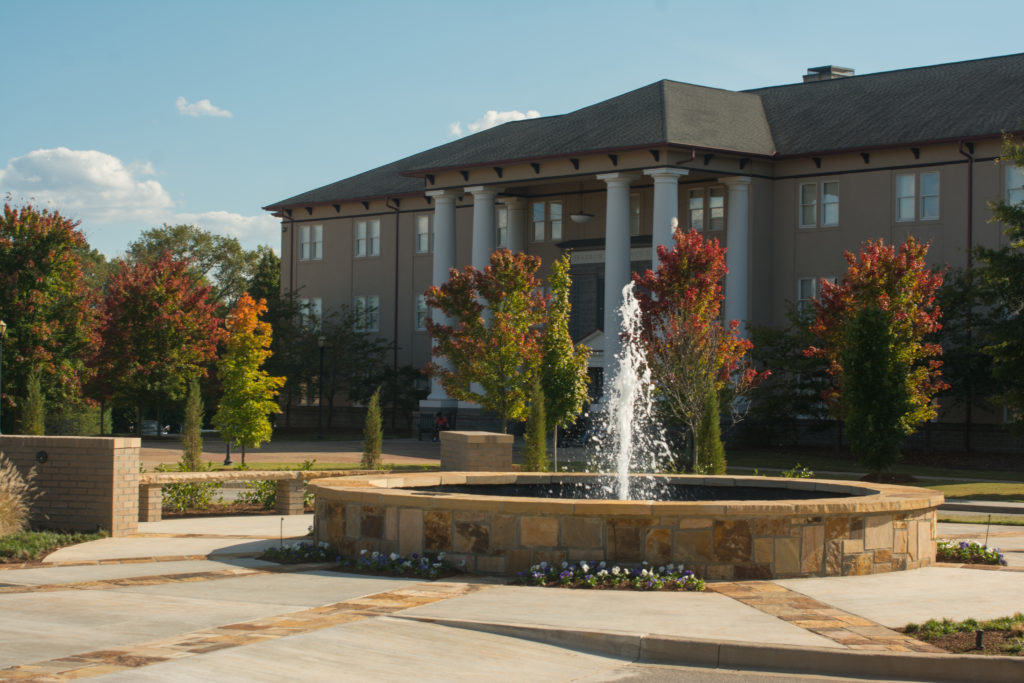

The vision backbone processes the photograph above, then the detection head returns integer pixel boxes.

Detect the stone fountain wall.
[311,473,941,579]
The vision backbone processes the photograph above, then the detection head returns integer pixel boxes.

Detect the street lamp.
[0,320,6,435]
[317,335,326,440]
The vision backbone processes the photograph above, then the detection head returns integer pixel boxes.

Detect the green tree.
[425,250,547,432]
[377,365,430,433]
[522,377,549,472]
[318,307,390,426]
[361,386,383,469]
[0,204,99,432]
[976,136,1024,432]
[540,254,590,464]
[695,389,726,474]
[182,377,204,471]
[840,306,912,473]
[213,294,284,463]
[19,369,45,435]
[126,224,257,308]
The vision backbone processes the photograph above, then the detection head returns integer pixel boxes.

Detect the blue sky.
[1,0,1020,256]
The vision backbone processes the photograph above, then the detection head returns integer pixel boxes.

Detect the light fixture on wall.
[569,182,593,224]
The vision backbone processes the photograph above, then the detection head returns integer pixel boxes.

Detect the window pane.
[416,216,429,253]
[532,202,545,241]
[550,202,562,240]
[897,197,915,221]
[532,202,545,222]
[801,205,816,226]
[798,183,816,227]
[709,187,724,230]
[823,182,838,204]
[800,184,816,205]
[921,195,939,219]
[798,278,814,301]
[823,203,839,226]
[688,190,703,230]
[896,174,915,198]
[920,172,939,197]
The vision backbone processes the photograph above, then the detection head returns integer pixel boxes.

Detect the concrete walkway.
[2,516,1022,680]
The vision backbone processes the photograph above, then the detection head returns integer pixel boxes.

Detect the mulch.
[906,629,1024,656]
[163,502,314,518]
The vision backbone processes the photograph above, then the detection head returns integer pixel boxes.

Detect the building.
[264,53,1024,418]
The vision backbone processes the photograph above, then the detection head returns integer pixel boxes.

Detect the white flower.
[561,561,568,569]
[641,569,649,577]
[360,549,368,555]
[438,552,446,559]
[599,561,606,568]
[539,561,548,568]
[666,563,675,571]
[389,553,399,561]
[372,551,380,559]
[611,566,621,575]
[597,569,608,577]
[581,563,590,573]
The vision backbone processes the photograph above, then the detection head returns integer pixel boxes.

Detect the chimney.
[803,65,854,83]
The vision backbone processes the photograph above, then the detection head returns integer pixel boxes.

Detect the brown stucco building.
[265,53,1024,425]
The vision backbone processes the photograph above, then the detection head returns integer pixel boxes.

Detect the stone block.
[753,537,773,564]
[774,537,800,574]
[842,538,864,555]
[824,517,849,540]
[863,515,894,550]
[440,431,514,471]
[561,516,603,548]
[360,505,385,539]
[506,549,533,574]
[475,555,507,575]
[453,512,490,554]
[521,516,559,547]
[801,525,824,574]
[713,520,751,562]
[345,504,361,537]
[753,517,789,537]
[275,480,305,515]
[894,528,908,554]
[385,507,398,541]
[843,553,872,576]
[491,514,518,550]
[607,519,652,562]
[705,564,735,580]
[140,484,162,522]
[645,528,671,566]
[735,564,772,580]
[672,530,713,564]
[825,540,843,576]
[424,510,452,552]
[677,517,712,530]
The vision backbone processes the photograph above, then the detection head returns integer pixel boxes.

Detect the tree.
[361,386,383,469]
[20,369,45,435]
[695,388,726,474]
[0,203,98,431]
[377,365,430,433]
[213,294,284,461]
[805,237,946,443]
[182,377,204,470]
[841,305,912,472]
[633,228,766,472]
[975,136,1024,432]
[540,254,591,462]
[318,307,390,426]
[126,224,258,308]
[425,249,547,432]
[522,377,549,472]
[93,252,222,433]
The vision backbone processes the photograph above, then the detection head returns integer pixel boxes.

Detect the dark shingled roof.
[265,53,1024,210]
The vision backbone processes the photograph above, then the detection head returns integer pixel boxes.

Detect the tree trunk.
[552,426,558,472]
[241,444,246,466]
[99,400,105,436]
[136,405,142,437]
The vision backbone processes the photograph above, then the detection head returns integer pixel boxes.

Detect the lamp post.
[0,320,6,435]
[317,335,326,440]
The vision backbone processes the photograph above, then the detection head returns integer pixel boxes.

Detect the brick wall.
[0,435,140,536]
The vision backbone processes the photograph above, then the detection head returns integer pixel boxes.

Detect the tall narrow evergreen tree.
[181,377,204,471]
[361,386,383,469]
[522,378,549,472]
[695,389,726,474]
[20,369,45,435]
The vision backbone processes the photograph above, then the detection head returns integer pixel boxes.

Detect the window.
[355,220,380,257]
[796,277,834,310]
[629,194,641,235]
[299,224,322,260]
[688,189,704,230]
[896,174,916,222]
[496,207,508,248]
[920,172,940,220]
[822,182,839,226]
[1008,164,1024,205]
[708,187,725,230]
[415,215,430,253]
[415,295,428,331]
[298,297,322,329]
[532,202,545,241]
[550,202,562,241]
[799,183,817,228]
[354,295,379,332]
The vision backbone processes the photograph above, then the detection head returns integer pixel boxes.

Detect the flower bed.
[514,560,705,591]
[937,540,1008,566]
[904,614,1024,655]
[260,543,461,579]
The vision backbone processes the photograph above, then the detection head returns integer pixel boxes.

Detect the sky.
[1,0,1020,257]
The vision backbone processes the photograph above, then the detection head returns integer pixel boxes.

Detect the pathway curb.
[398,615,1024,683]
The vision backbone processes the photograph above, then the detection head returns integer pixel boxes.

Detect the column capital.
[720,175,752,188]
[643,167,690,181]
[596,172,637,188]
[464,185,504,196]
[426,189,459,201]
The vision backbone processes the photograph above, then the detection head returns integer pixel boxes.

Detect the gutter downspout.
[385,197,402,432]
[958,141,975,453]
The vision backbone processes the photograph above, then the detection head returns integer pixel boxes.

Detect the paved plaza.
[1,515,1023,680]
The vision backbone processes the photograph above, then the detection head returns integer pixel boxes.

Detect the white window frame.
[796,276,835,309]
[414,294,428,331]
[298,297,322,329]
[550,201,562,241]
[355,219,380,257]
[531,202,545,242]
[1007,163,1024,206]
[687,189,704,231]
[299,225,322,260]
[415,215,431,254]
[896,174,916,222]
[798,183,817,228]
[354,295,380,332]
[919,172,940,221]
[496,206,509,249]
[821,182,839,227]
[629,194,641,235]
[708,187,725,231]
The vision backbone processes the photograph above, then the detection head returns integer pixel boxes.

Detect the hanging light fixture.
[569,181,593,224]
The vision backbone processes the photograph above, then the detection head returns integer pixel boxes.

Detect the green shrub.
[781,463,815,478]
[239,479,276,509]
[20,370,45,435]
[695,389,726,474]
[181,377,204,471]
[361,387,383,469]
[158,460,222,512]
[0,529,107,562]
[522,377,549,472]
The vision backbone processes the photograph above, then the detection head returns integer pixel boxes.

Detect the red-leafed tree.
[0,203,99,431]
[92,252,222,434]
[805,238,946,470]
[633,228,767,473]
[425,250,547,432]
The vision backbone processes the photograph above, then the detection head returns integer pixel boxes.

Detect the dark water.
[407,480,856,502]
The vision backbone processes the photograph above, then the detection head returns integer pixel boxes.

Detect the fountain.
[310,285,943,579]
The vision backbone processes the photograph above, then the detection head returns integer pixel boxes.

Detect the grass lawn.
[924,482,1024,502]
[205,462,440,473]
[904,614,1024,655]
[0,530,108,563]
[938,515,1024,526]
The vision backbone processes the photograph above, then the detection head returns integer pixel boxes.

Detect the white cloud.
[0,147,173,222]
[175,96,233,118]
[173,210,279,248]
[449,109,541,137]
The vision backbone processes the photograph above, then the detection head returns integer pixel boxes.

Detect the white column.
[423,189,458,405]
[643,167,689,269]
[466,185,502,270]
[722,176,751,335]
[597,173,635,388]
[499,197,527,252]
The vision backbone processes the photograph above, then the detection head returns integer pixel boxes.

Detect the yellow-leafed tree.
[213,294,284,458]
